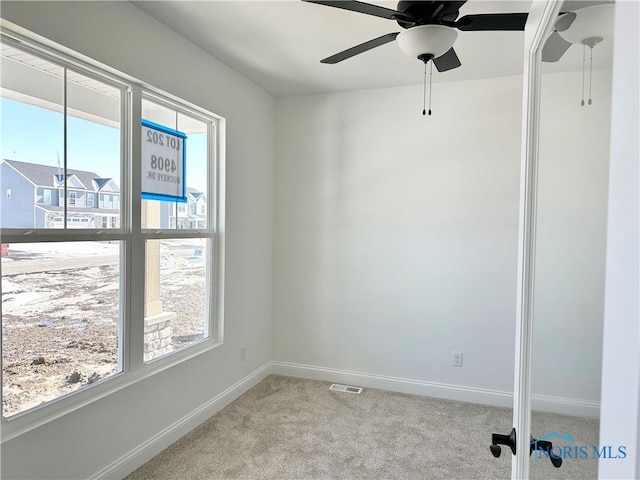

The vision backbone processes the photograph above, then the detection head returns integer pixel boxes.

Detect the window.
[141,95,215,362]
[101,194,113,209]
[6,188,12,200]
[1,40,124,419]
[2,241,122,418]
[189,203,196,215]
[1,32,222,429]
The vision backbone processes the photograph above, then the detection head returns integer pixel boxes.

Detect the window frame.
[0,26,225,441]
[139,90,218,362]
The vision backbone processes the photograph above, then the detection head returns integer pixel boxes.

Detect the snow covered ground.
[4,241,120,257]
[1,240,207,418]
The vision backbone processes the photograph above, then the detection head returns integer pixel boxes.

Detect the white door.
[491,2,632,478]
[487,2,566,478]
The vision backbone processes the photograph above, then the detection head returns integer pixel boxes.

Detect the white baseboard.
[271,361,600,418]
[271,361,514,407]
[531,393,600,418]
[92,363,271,480]
[92,360,599,479]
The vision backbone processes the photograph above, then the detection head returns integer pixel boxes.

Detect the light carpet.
[125,375,599,479]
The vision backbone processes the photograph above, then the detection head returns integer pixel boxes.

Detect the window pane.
[67,69,121,229]
[141,98,208,230]
[1,44,64,229]
[0,45,122,230]
[144,238,208,362]
[1,241,122,418]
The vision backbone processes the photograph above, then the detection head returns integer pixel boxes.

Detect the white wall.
[532,69,612,403]
[0,2,274,479]
[273,70,611,409]
[598,1,640,478]
[274,76,523,394]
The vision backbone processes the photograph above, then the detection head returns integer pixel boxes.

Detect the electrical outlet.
[453,351,463,367]
[240,345,247,362]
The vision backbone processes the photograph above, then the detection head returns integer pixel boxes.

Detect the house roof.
[187,186,205,200]
[54,173,87,190]
[94,178,114,190]
[2,159,119,193]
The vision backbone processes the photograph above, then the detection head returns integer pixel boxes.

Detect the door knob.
[489,428,563,468]
[490,428,517,457]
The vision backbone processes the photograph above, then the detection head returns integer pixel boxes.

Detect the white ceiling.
[133,0,613,97]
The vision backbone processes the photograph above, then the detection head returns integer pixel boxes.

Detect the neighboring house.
[160,187,207,229]
[0,159,120,229]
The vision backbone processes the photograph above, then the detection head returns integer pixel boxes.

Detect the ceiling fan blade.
[302,0,414,22]
[542,31,573,62]
[555,12,577,32]
[455,13,528,31]
[433,47,461,72]
[320,32,399,64]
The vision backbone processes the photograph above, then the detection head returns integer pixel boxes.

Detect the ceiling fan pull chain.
[581,44,586,106]
[422,61,427,116]
[428,60,433,116]
[588,46,593,106]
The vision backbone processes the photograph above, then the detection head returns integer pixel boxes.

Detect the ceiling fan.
[541,0,614,106]
[303,0,529,72]
[542,0,614,63]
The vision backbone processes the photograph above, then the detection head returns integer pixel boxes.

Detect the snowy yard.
[1,241,207,418]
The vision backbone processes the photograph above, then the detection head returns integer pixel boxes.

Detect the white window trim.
[0,24,226,442]
[139,90,219,365]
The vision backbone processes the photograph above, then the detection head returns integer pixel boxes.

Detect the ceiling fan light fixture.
[397,25,458,60]
[556,4,614,46]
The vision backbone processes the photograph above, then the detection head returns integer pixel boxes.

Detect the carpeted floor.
[125,375,599,480]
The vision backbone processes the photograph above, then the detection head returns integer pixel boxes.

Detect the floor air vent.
[329,384,363,394]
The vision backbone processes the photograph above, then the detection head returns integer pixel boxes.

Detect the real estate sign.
[141,119,187,202]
